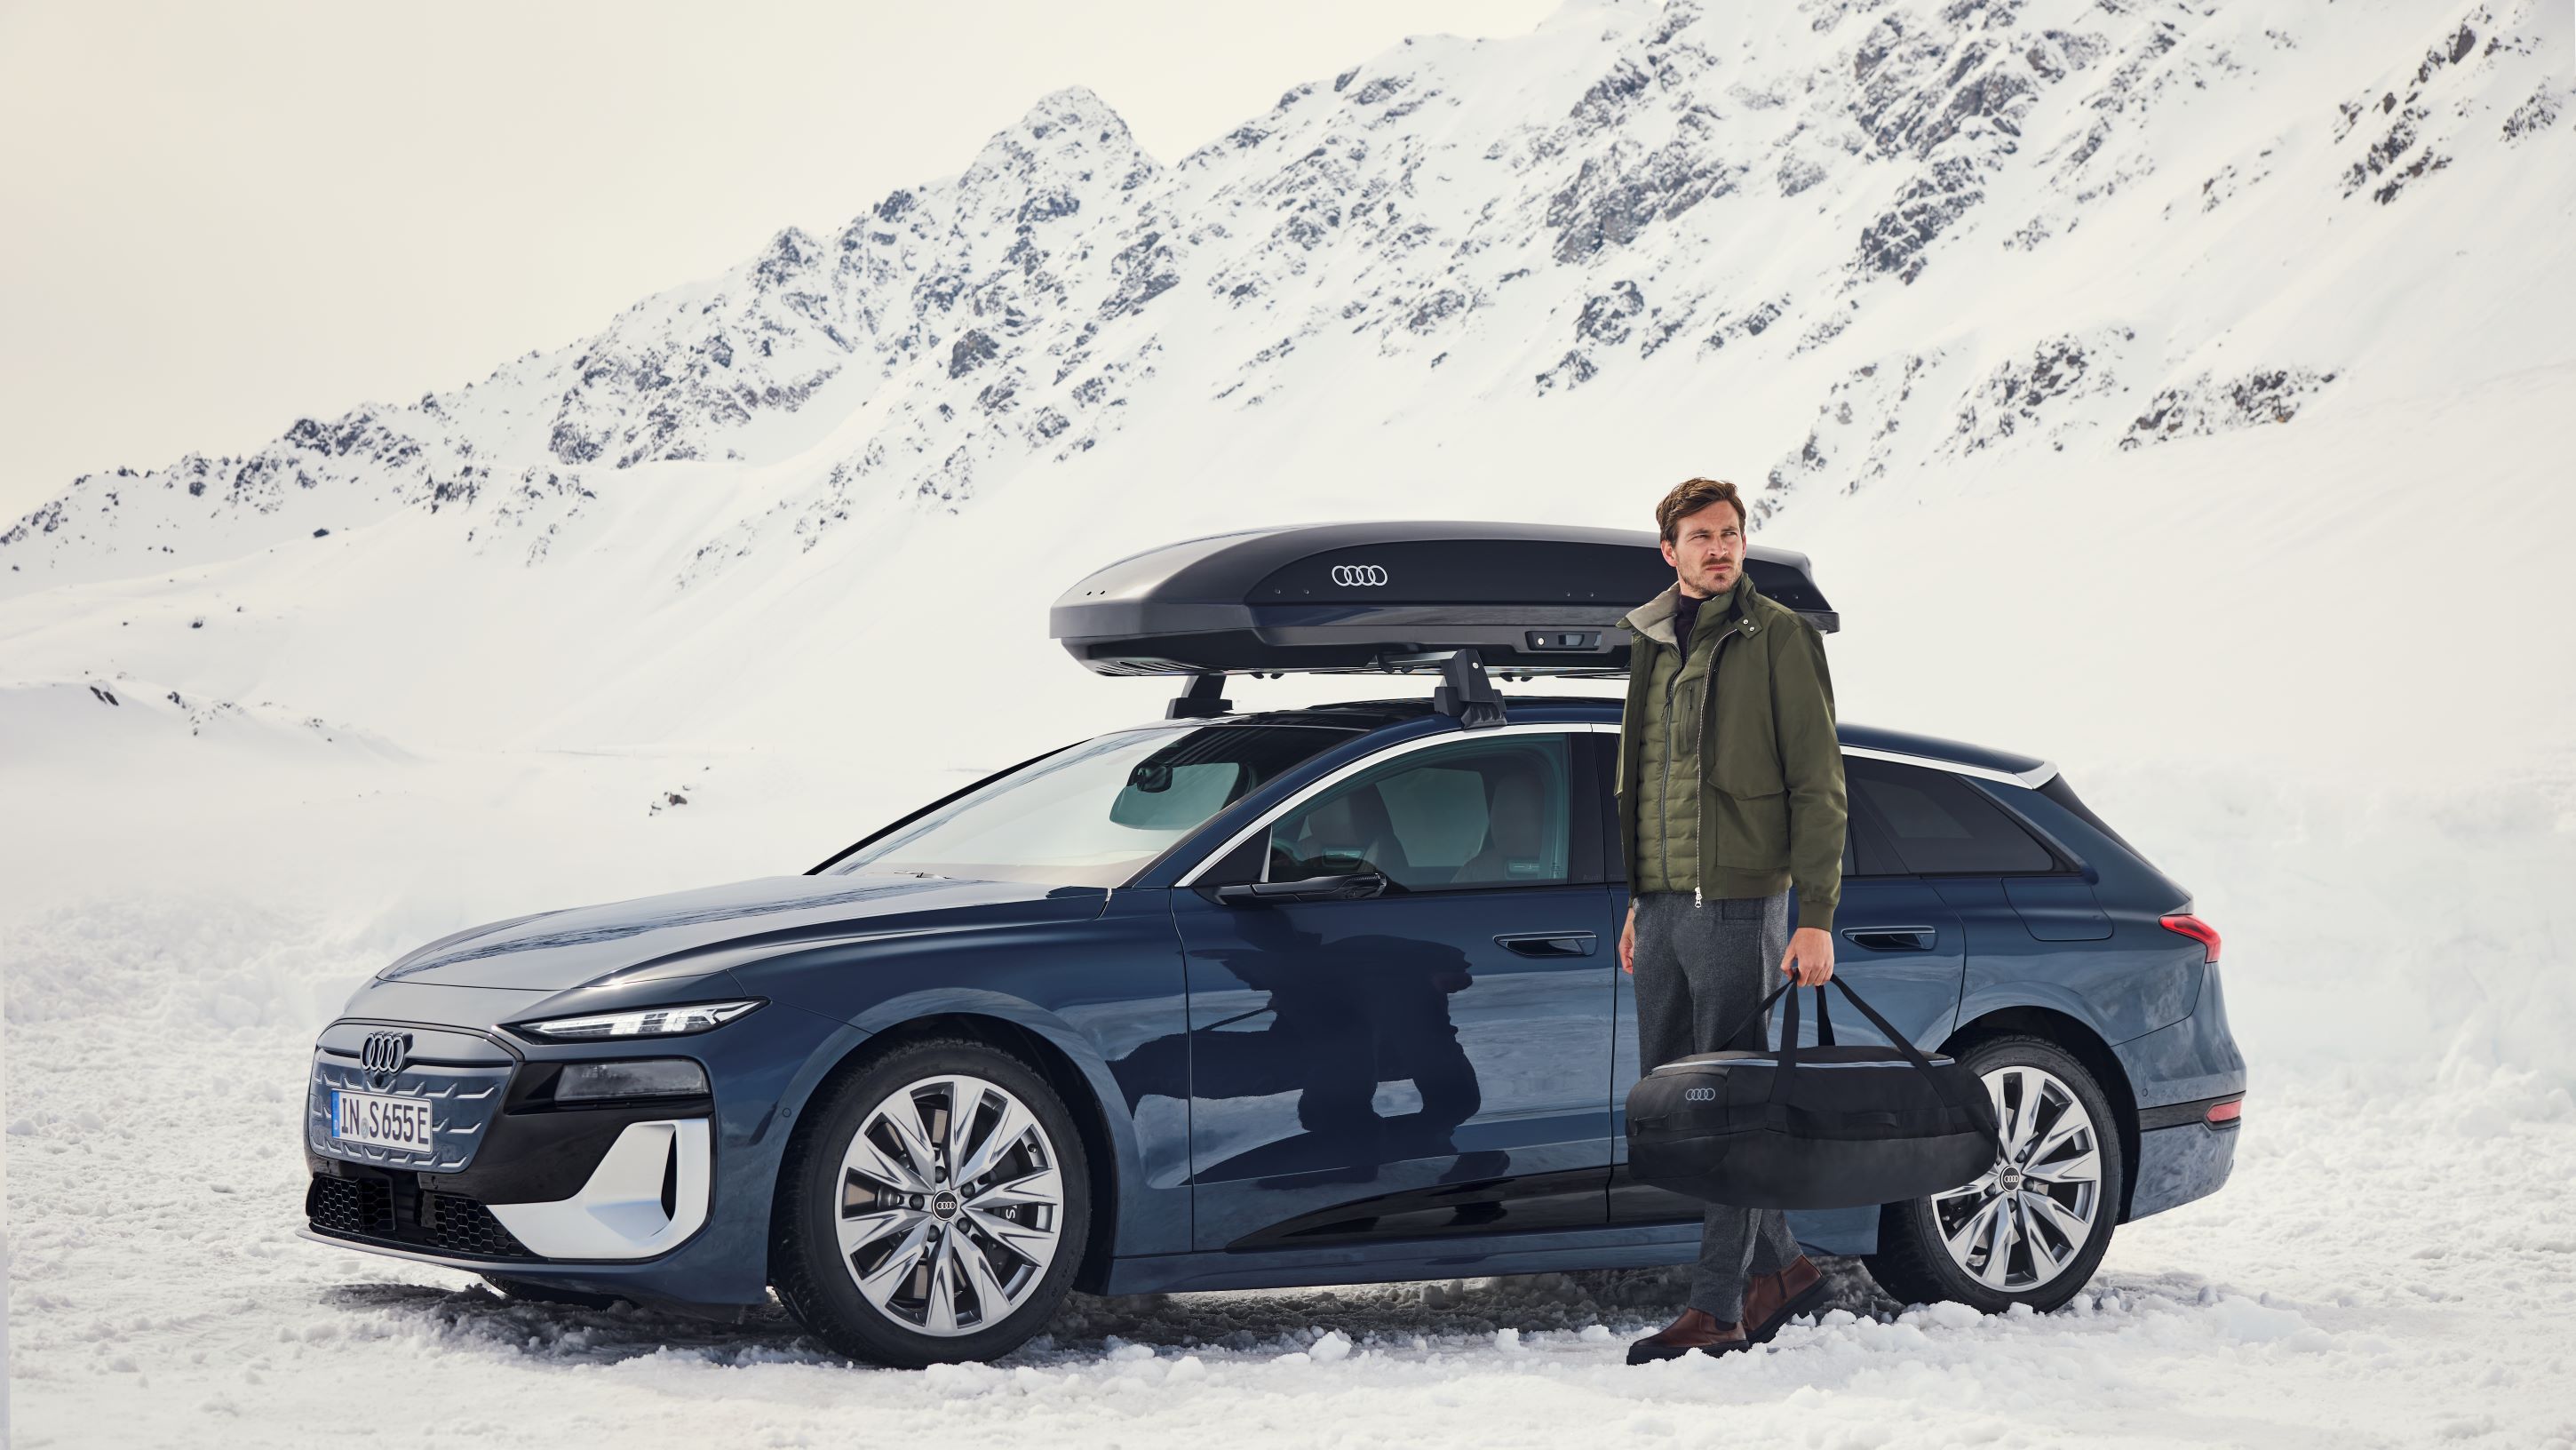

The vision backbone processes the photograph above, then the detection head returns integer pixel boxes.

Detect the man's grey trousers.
[1630,888,1803,1322]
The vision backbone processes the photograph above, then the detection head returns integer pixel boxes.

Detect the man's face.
[1660,500,1745,598]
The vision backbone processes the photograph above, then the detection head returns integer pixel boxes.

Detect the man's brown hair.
[1655,477,1746,544]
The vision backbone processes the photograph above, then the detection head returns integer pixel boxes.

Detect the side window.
[1848,759,2057,876]
[1841,756,1904,879]
[1268,735,1575,892]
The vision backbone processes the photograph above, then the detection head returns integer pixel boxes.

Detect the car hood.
[376,873,1112,991]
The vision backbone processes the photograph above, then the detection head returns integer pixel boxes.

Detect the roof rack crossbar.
[1166,672,1232,720]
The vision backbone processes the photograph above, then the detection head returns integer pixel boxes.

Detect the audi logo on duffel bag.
[1683,1087,1717,1102]
[1330,564,1388,587]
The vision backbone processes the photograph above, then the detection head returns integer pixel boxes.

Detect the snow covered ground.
[6,883,2576,1447]
[9,475,2576,1446]
[9,0,2576,1441]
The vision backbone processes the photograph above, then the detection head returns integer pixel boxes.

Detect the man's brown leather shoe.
[1624,1307,1750,1365]
[1742,1255,1827,1344]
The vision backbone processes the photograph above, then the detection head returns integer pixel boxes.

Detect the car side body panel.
[735,886,1197,1261]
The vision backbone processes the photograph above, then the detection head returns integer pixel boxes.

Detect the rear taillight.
[2206,1097,2242,1126]
[2160,912,2221,963]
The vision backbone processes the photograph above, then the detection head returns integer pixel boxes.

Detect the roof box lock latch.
[1526,630,1600,652]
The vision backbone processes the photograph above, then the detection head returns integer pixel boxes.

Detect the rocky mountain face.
[4,0,2565,603]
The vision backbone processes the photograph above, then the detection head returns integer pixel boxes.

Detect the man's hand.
[1779,925,1834,985]
[1619,901,1637,975]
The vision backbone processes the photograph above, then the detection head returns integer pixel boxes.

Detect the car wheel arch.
[1942,1005,2143,1223]
[766,1010,1125,1296]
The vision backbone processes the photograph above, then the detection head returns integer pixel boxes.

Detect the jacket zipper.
[1658,633,1686,895]
[1693,617,1749,908]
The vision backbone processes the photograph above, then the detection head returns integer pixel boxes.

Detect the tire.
[1862,1033,2125,1315]
[480,1275,625,1310]
[771,1035,1093,1367]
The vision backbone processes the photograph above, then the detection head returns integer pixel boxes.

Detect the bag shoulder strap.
[1823,976,2008,1154]
[1707,976,1833,1057]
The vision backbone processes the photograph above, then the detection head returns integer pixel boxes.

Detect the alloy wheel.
[835,1072,1066,1337]
[1928,1063,2103,1293]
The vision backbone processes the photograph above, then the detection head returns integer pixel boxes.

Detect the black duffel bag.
[1625,974,2003,1210]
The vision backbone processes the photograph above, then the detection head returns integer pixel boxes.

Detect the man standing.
[1614,477,1849,1364]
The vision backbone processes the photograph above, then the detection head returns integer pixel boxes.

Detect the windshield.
[831,724,1356,888]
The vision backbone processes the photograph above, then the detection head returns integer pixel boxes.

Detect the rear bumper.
[2112,960,2247,1222]
[2129,1116,2240,1218]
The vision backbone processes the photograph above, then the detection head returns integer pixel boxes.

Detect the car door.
[1607,749,1968,1231]
[1169,726,1622,1252]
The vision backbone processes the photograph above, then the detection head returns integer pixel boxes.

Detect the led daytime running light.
[520,999,763,1041]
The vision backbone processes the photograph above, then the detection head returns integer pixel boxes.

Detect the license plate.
[330,1090,436,1154]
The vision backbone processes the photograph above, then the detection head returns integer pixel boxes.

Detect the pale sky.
[0,0,1561,521]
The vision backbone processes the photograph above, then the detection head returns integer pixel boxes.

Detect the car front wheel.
[1862,1033,2125,1315]
[772,1036,1091,1367]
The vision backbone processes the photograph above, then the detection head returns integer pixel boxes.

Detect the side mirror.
[1214,872,1390,906]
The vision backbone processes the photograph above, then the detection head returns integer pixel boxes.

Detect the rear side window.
[1849,759,2056,875]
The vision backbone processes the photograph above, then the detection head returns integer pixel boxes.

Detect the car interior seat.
[1286,783,1411,882]
[1451,766,1548,885]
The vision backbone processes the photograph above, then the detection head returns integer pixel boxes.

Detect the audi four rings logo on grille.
[361,1031,412,1088]
[1331,564,1388,586]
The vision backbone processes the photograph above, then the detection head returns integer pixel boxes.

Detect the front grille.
[307,1169,536,1261]
[306,1175,393,1236]
[307,1052,513,1174]
[420,1192,532,1258]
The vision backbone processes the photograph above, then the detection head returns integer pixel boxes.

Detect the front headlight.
[512,999,764,1041]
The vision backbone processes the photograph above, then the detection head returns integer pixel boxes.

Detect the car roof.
[1171,694,2052,781]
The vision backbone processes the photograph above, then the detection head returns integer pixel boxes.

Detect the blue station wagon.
[301,522,2246,1366]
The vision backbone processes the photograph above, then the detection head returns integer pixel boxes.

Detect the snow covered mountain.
[9,0,2564,578]
[1,0,2567,762]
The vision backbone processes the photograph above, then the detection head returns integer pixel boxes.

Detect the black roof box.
[1050,521,1835,681]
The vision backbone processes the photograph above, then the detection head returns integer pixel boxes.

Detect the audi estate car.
[301,522,2246,1367]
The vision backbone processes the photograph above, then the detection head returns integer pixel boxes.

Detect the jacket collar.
[1620,570,1758,648]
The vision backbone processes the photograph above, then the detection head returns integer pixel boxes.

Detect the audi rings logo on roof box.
[360,1030,412,1088]
[1329,563,1388,587]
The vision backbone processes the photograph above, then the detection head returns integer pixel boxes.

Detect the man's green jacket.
[1614,570,1849,935]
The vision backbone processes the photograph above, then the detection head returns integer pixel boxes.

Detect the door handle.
[1839,925,1937,952]
[1494,931,1598,958]
[1215,871,1389,906]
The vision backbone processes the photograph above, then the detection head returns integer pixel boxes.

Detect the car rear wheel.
[772,1036,1091,1367]
[1862,1033,2124,1315]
